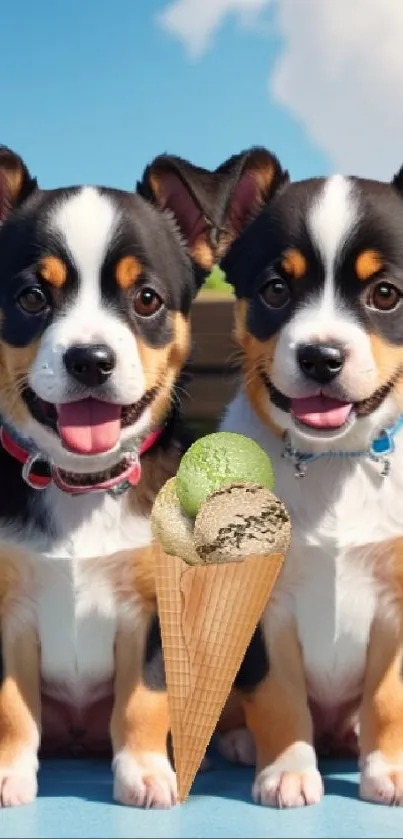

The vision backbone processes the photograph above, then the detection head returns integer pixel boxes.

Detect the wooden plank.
[188,292,237,368]
[181,292,240,420]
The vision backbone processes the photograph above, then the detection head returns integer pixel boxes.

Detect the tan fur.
[234,300,283,437]
[111,626,170,757]
[0,547,41,771]
[0,340,40,425]
[361,618,403,763]
[281,248,307,280]
[368,334,403,395]
[39,256,67,289]
[241,622,312,770]
[115,256,143,290]
[86,542,160,612]
[360,537,403,764]
[0,163,25,207]
[0,628,41,768]
[136,311,190,429]
[246,153,279,207]
[191,239,214,272]
[355,250,383,282]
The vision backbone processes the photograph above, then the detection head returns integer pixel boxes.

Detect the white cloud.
[158,0,403,180]
[156,0,271,60]
[272,0,403,179]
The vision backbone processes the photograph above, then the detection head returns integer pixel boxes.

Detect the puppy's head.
[0,147,236,475]
[219,148,403,453]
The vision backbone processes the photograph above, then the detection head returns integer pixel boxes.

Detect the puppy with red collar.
[215,146,403,807]
[0,146,238,808]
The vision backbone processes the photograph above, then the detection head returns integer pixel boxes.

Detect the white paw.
[113,749,177,808]
[218,727,256,766]
[254,767,323,808]
[252,742,322,808]
[0,768,38,807]
[360,751,403,805]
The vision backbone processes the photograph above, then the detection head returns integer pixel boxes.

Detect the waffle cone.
[155,546,284,802]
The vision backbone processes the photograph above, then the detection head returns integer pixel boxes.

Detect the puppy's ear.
[138,154,229,276]
[0,146,37,223]
[218,148,289,296]
[392,165,403,194]
[138,148,287,283]
[215,146,289,250]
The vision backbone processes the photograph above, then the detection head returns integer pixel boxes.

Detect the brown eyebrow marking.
[38,256,67,289]
[355,249,384,282]
[115,256,143,290]
[281,248,307,280]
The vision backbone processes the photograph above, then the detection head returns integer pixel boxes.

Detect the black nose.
[297,343,346,384]
[63,344,116,387]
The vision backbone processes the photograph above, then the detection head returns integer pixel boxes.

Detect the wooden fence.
[181,291,241,425]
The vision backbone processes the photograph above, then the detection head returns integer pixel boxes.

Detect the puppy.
[214,146,403,807]
[0,146,239,808]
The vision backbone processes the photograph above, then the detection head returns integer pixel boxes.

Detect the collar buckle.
[282,434,309,478]
[22,452,51,490]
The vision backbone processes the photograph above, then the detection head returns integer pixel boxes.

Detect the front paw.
[113,749,177,808]
[360,752,403,805]
[0,758,38,808]
[253,743,323,808]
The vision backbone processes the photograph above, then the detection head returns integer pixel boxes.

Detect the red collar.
[0,425,163,495]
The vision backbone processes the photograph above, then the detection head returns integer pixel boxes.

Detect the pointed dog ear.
[216,148,290,297]
[138,154,228,275]
[213,146,289,256]
[0,146,38,224]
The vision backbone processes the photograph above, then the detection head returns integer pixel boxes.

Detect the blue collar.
[282,413,403,478]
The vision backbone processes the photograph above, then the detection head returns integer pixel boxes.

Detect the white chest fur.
[3,487,152,701]
[35,557,118,701]
[220,393,403,706]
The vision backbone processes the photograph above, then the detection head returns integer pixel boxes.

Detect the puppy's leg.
[0,623,41,807]
[111,620,176,809]
[240,622,322,808]
[360,615,403,805]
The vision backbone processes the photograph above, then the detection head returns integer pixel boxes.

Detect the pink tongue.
[56,399,122,454]
[291,395,352,429]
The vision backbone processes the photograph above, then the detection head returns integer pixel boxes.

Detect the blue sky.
[1,0,401,190]
[0,0,331,190]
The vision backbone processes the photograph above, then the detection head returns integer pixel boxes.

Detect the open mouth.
[53,454,140,493]
[23,386,158,455]
[260,370,398,432]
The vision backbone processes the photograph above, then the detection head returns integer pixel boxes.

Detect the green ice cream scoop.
[176,431,275,518]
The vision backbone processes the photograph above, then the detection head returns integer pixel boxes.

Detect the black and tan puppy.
[212,145,403,808]
[0,146,245,808]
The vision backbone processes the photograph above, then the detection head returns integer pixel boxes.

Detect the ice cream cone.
[155,545,284,802]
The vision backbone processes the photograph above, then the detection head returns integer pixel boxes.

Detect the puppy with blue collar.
[214,146,403,808]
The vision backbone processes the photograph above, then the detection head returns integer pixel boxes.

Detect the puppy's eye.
[367,282,402,312]
[133,287,163,317]
[261,278,291,310]
[16,287,48,315]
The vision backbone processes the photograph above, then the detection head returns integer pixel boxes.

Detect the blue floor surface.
[1,756,402,839]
